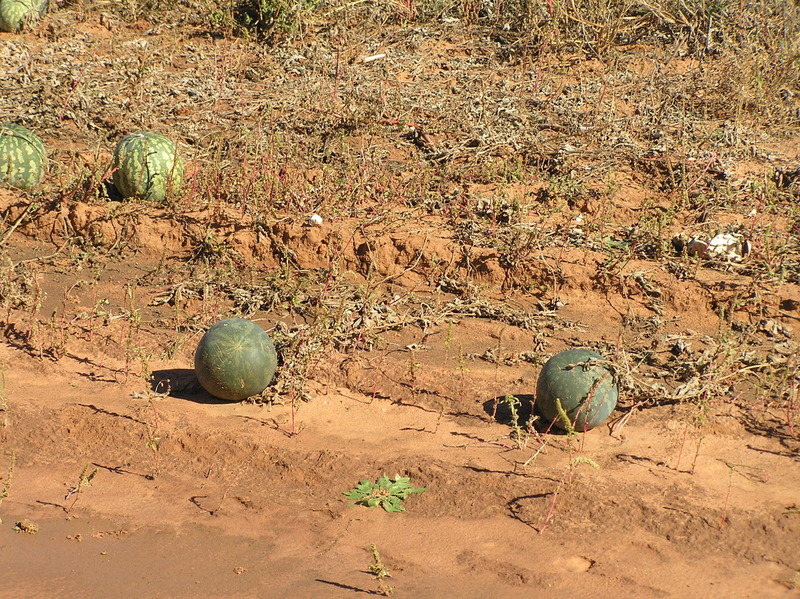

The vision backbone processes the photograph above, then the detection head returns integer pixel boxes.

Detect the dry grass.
[0,0,799,444]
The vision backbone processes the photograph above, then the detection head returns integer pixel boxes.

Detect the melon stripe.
[112,132,184,202]
[0,123,47,191]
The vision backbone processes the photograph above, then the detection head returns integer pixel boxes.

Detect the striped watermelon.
[194,318,278,401]
[0,0,48,33]
[0,123,47,191]
[112,132,184,202]
[535,348,618,431]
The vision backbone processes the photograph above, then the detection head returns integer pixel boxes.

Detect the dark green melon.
[0,0,48,33]
[195,318,278,401]
[535,348,618,431]
[112,132,184,202]
[0,123,46,191]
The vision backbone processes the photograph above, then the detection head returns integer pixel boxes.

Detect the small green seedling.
[367,544,394,596]
[344,474,426,513]
[64,463,98,513]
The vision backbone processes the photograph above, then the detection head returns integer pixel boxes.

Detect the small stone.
[13,519,39,534]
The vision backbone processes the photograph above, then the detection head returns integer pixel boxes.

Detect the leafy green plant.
[344,474,426,513]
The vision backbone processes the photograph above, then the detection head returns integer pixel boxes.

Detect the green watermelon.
[194,318,278,401]
[0,0,48,33]
[112,132,184,202]
[535,348,618,432]
[0,123,47,191]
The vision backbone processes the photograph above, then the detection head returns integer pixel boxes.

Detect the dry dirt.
[1,1,800,598]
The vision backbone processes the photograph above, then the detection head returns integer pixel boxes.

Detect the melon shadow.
[150,367,232,404]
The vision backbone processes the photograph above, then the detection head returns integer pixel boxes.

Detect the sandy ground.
[0,334,798,599]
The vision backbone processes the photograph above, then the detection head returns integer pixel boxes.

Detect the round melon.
[112,132,184,202]
[0,123,47,191]
[0,0,48,33]
[535,348,618,431]
[194,318,278,401]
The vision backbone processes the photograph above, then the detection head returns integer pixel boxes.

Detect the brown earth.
[1,1,800,597]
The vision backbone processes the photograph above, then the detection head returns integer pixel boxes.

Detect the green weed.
[500,394,536,450]
[344,474,426,513]
[367,544,394,596]
[144,399,162,480]
[207,0,317,39]
[64,463,98,514]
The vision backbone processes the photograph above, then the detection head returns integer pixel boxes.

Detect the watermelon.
[0,0,47,32]
[0,123,47,191]
[194,318,278,401]
[535,348,618,432]
[112,132,184,202]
